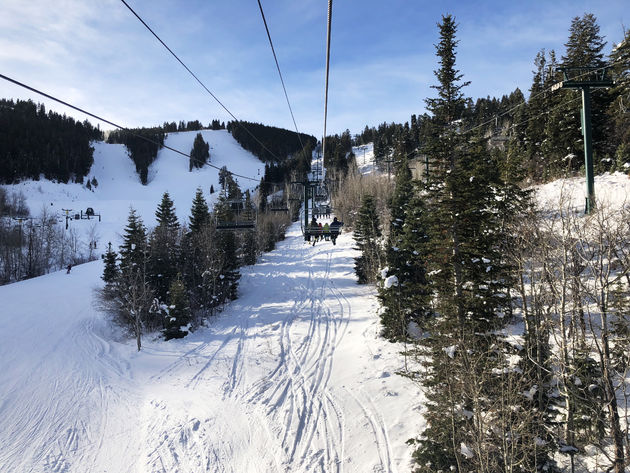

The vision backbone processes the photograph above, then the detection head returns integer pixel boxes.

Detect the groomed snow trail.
[0,222,424,473]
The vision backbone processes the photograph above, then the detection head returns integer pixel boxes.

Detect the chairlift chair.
[215,197,256,230]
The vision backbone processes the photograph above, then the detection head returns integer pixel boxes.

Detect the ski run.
[0,218,424,472]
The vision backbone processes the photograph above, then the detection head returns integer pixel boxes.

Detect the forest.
[339,13,630,472]
[0,98,103,184]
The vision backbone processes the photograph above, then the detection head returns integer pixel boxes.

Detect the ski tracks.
[134,231,401,472]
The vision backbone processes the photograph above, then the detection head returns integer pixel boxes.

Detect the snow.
[354,143,376,175]
[0,136,425,472]
[534,171,630,211]
[383,274,399,289]
[3,130,262,249]
[460,442,474,459]
[443,345,457,359]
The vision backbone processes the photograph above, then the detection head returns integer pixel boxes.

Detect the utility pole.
[552,66,613,213]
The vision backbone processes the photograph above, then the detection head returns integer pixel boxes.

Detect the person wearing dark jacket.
[329,217,343,245]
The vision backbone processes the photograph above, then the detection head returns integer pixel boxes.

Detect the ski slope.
[0,221,425,472]
[7,129,263,250]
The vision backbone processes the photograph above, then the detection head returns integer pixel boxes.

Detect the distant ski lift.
[215,198,256,230]
[269,196,289,213]
[313,182,328,202]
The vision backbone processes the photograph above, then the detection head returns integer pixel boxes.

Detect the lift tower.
[552,66,613,213]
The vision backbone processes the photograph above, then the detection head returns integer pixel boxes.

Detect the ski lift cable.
[321,0,333,184]
[0,73,259,182]
[119,0,285,163]
[256,0,306,153]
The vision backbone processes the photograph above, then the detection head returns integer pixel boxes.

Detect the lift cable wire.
[461,59,621,136]
[0,72,260,182]
[256,0,305,153]
[320,0,333,183]
[120,0,283,163]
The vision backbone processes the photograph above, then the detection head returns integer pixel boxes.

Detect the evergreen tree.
[607,29,630,164]
[155,192,179,230]
[215,230,240,304]
[102,242,118,285]
[378,159,417,340]
[412,16,525,470]
[119,208,148,273]
[547,14,610,173]
[353,194,382,284]
[241,230,258,266]
[148,192,181,303]
[189,188,210,233]
[162,275,192,340]
[189,132,210,171]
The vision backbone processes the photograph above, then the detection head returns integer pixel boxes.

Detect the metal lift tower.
[552,66,613,213]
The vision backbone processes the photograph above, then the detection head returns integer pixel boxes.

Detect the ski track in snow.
[0,221,422,472]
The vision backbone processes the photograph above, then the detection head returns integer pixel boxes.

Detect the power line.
[256,0,305,153]
[0,72,259,182]
[119,0,284,163]
[321,0,333,180]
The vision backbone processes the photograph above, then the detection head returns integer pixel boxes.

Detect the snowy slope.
[353,143,375,175]
[0,221,424,472]
[5,130,263,249]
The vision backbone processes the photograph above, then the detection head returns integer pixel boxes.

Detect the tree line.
[354,13,629,186]
[228,120,317,164]
[0,99,103,184]
[347,13,630,472]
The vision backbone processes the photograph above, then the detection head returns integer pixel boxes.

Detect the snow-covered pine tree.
[378,157,413,340]
[119,208,148,273]
[162,275,192,340]
[102,241,118,285]
[607,29,630,166]
[412,15,527,471]
[353,194,382,284]
[188,188,210,233]
[148,192,181,303]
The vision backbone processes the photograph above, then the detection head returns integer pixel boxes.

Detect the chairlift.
[215,197,256,230]
[269,196,289,213]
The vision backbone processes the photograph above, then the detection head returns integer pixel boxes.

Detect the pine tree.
[189,188,210,233]
[215,230,240,303]
[379,158,413,340]
[119,208,148,273]
[102,241,118,285]
[155,191,179,230]
[148,192,181,303]
[548,14,610,173]
[162,275,192,340]
[189,132,210,171]
[607,29,630,164]
[353,194,382,284]
[412,16,526,470]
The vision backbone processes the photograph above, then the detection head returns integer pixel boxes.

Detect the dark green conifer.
[162,275,192,340]
[353,194,382,284]
[189,188,210,233]
[102,242,118,285]
[189,132,210,171]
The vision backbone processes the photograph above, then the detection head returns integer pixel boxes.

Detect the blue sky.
[0,0,627,139]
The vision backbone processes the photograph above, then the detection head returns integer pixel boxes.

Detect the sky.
[0,0,627,139]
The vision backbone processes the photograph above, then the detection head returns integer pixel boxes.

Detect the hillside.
[5,129,263,249]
